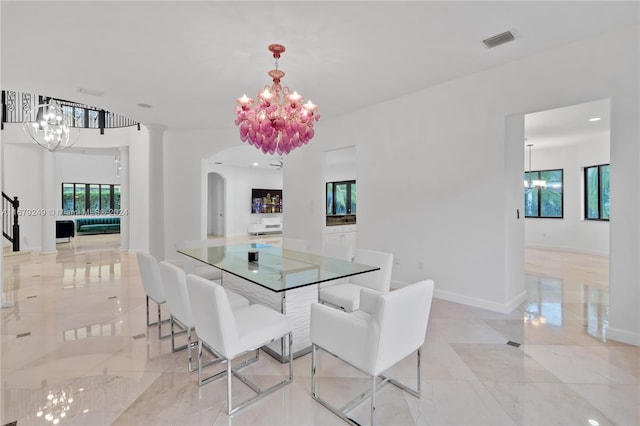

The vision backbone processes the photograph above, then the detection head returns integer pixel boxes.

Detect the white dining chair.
[283,237,308,252]
[319,248,393,312]
[186,273,294,415]
[159,261,250,372]
[136,251,170,339]
[175,238,225,282]
[323,241,353,261]
[311,280,435,426]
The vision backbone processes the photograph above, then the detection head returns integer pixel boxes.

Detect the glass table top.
[176,243,379,293]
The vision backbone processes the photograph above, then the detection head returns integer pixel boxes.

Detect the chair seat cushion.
[234,305,292,357]
[226,289,250,309]
[195,265,222,281]
[319,283,374,312]
[149,294,166,304]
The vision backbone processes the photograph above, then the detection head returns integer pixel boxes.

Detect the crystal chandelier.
[235,44,319,155]
[23,99,79,151]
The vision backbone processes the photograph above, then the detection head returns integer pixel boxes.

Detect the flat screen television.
[252,188,283,214]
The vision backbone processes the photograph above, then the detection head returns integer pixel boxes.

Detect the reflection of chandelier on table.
[36,387,74,424]
[235,44,319,155]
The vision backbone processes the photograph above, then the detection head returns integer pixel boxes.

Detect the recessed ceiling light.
[252,162,259,166]
[137,103,152,109]
[588,117,601,122]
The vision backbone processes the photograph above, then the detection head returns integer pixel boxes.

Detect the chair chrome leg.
[311,344,317,397]
[187,328,194,373]
[146,297,169,338]
[288,332,293,381]
[198,340,203,385]
[382,349,421,398]
[155,304,170,340]
[371,375,377,426]
[226,353,233,415]
[170,316,175,351]
[146,296,150,326]
[311,344,421,426]
[157,304,162,339]
[417,348,421,397]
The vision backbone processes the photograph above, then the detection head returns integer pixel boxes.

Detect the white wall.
[278,26,638,343]
[525,137,610,255]
[324,145,356,182]
[2,142,43,250]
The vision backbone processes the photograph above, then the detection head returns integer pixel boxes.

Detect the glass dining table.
[176,242,379,362]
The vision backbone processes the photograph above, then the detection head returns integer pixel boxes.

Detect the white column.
[41,149,57,254]
[118,146,130,252]
[146,124,165,260]
[0,134,10,308]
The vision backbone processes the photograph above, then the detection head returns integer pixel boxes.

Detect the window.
[61,183,121,215]
[584,164,610,220]
[524,169,563,218]
[326,180,356,225]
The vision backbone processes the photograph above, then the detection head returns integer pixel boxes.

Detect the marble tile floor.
[1,236,638,425]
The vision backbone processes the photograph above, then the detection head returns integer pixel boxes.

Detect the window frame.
[326,180,356,216]
[584,163,610,221]
[524,168,564,219]
[61,182,121,215]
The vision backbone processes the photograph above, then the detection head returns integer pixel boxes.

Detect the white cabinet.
[325,225,356,253]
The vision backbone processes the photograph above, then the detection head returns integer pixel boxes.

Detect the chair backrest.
[369,280,435,375]
[185,274,239,358]
[283,238,308,253]
[350,249,393,292]
[159,261,193,327]
[177,237,225,250]
[175,238,225,272]
[323,241,353,261]
[136,251,165,303]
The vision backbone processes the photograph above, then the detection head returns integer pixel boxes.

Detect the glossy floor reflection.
[1,238,638,425]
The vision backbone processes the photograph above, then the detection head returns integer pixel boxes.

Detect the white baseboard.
[434,288,527,314]
[392,279,527,314]
[607,326,640,347]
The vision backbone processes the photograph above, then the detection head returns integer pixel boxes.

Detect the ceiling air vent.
[483,31,515,48]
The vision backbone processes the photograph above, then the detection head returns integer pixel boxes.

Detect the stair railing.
[2,192,20,252]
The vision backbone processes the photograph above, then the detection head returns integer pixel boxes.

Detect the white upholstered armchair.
[311,279,435,425]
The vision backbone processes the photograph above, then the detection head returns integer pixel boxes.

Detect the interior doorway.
[522,99,611,335]
[207,172,225,237]
[523,99,610,256]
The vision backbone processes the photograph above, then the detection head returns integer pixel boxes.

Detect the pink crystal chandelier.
[234,44,319,155]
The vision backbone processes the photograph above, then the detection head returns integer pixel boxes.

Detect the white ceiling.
[525,98,610,150]
[1,1,635,164]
